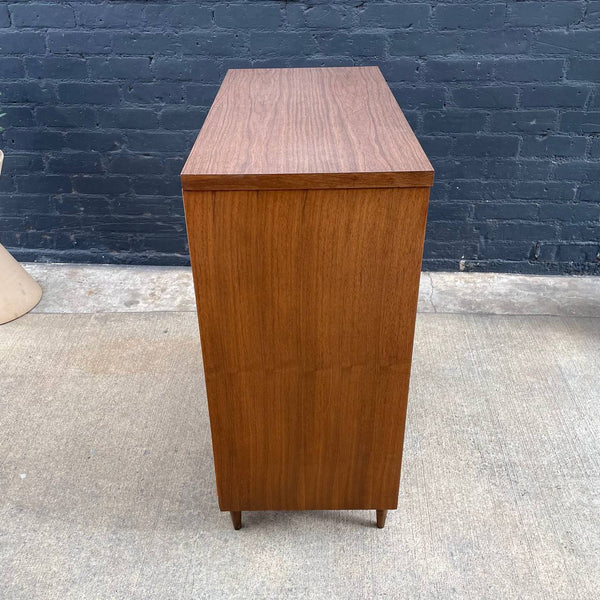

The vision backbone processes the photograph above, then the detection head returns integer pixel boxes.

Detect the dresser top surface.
[181,66,433,190]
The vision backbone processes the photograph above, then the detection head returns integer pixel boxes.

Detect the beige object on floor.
[0,150,43,325]
[0,243,42,325]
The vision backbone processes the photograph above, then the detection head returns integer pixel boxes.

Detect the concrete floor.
[25,263,600,317]
[0,268,599,599]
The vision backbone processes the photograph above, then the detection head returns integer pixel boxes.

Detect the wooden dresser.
[181,66,433,529]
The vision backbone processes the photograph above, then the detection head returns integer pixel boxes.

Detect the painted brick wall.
[0,1,599,273]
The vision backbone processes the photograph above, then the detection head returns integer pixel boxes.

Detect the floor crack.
[427,272,437,313]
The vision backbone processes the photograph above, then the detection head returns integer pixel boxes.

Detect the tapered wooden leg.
[376,510,388,529]
[230,511,242,530]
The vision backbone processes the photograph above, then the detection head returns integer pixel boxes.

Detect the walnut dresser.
[181,66,434,530]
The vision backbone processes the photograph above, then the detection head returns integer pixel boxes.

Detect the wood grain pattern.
[183,186,430,511]
[181,67,433,191]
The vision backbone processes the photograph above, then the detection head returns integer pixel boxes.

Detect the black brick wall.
[0,1,599,273]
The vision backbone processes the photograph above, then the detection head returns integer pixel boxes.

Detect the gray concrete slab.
[1,311,598,599]
[24,263,600,317]
[26,263,195,314]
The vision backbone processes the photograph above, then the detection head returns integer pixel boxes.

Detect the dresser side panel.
[183,187,430,510]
